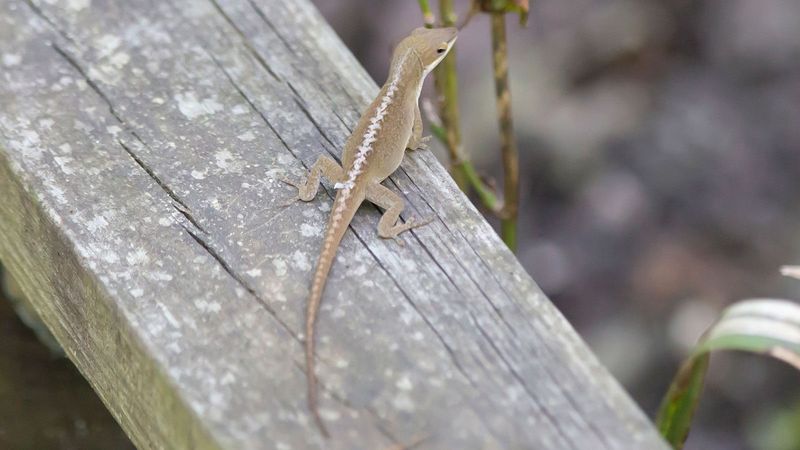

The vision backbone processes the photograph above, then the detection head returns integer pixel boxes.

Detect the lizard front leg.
[406,104,431,151]
[366,182,433,239]
[281,155,345,202]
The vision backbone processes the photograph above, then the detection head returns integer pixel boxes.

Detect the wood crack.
[469,310,574,448]
[206,0,281,82]
[117,140,206,234]
[179,223,298,341]
[348,230,474,388]
[21,0,76,46]
[247,0,294,52]
[52,42,211,238]
[284,81,339,151]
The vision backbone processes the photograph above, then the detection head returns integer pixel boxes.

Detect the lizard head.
[403,27,458,75]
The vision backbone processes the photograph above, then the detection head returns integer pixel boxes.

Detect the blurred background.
[313,0,800,448]
[2,0,799,449]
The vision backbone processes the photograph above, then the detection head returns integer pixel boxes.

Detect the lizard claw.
[281,195,300,207]
[279,176,302,189]
[409,215,435,229]
[413,135,432,151]
[278,176,307,206]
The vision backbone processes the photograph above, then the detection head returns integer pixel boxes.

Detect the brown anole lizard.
[282,27,458,436]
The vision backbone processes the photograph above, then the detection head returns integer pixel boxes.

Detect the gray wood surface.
[0,0,669,448]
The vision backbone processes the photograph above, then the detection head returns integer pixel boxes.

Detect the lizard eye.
[437,47,447,54]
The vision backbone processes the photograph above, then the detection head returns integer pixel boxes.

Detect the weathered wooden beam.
[0,0,668,448]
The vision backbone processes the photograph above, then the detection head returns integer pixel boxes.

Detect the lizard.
[281,26,458,437]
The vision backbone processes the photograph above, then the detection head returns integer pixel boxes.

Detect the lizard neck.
[384,48,425,105]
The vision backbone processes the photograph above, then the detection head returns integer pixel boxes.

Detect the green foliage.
[656,297,800,449]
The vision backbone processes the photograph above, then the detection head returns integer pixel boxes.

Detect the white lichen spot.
[392,394,415,412]
[67,0,90,12]
[231,104,249,115]
[166,341,181,354]
[58,143,72,154]
[129,287,144,298]
[102,250,119,264]
[237,131,255,142]
[300,223,318,237]
[151,97,165,105]
[276,154,294,165]
[106,125,121,135]
[396,374,413,391]
[291,250,311,271]
[86,215,108,232]
[246,268,262,277]
[73,119,92,133]
[109,52,130,69]
[125,248,149,265]
[159,304,180,328]
[335,359,349,368]
[194,299,221,314]
[412,331,425,341]
[400,309,415,325]
[96,34,120,57]
[54,156,75,175]
[2,53,21,67]
[318,409,340,422]
[174,92,224,120]
[214,150,234,171]
[275,443,291,450]
[272,258,287,277]
[148,271,173,281]
[220,372,236,385]
[44,181,67,204]
[11,129,43,161]
[351,264,368,276]
[401,258,418,272]
[38,118,54,129]
[88,65,121,86]
[158,217,172,226]
[191,169,206,180]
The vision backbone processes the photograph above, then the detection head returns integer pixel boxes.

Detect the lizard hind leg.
[280,155,345,204]
[366,183,434,240]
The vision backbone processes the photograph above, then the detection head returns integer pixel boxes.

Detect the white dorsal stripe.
[332,50,410,195]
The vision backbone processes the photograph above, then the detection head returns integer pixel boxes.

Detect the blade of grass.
[656,298,800,448]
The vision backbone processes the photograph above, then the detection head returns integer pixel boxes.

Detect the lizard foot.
[278,177,302,206]
[379,216,434,243]
[279,176,318,203]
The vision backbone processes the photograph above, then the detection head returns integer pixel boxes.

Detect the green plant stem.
[490,13,519,251]
[430,120,500,212]
[433,0,467,189]
[417,0,436,27]
[456,160,499,210]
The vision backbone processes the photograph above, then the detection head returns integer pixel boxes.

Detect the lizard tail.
[306,191,361,438]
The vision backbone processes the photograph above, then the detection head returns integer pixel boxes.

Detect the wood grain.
[0,0,668,448]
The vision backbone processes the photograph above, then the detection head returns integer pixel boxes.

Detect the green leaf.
[656,298,800,449]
